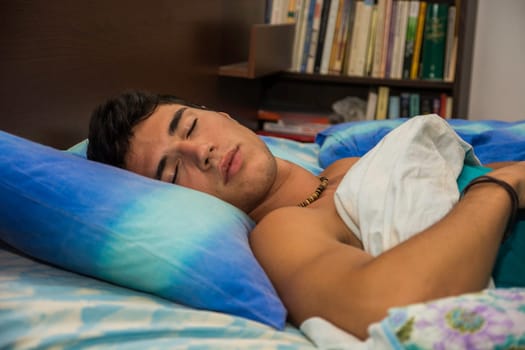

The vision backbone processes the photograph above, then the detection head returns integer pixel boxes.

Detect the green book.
[409,93,420,117]
[402,1,420,79]
[420,3,448,80]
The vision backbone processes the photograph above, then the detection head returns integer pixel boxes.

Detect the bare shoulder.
[250,206,341,285]
[250,207,334,268]
[249,205,372,329]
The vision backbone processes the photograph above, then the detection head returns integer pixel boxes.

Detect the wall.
[468,0,525,121]
[0,0,265,148]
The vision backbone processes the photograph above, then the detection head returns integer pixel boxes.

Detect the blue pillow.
[316,117,525,167]
[0,131,286,329]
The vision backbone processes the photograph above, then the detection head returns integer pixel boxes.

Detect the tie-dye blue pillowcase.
[0,131,286,329]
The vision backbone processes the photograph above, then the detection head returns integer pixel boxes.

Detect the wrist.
[461,175,518,243]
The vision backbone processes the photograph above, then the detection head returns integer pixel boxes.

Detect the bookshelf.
[219,0,478,131]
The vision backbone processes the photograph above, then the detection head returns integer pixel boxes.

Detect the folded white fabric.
[334,114,480,256]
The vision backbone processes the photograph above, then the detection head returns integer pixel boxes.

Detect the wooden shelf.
[219,23,295,79]
[277,71,454,91]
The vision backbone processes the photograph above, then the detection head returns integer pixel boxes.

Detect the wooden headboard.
[0,1,265,148]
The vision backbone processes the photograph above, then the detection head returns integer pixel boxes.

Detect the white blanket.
[334,114,480,256]
[301,114,481,349]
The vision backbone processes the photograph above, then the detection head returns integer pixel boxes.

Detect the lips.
[220,146,241,184]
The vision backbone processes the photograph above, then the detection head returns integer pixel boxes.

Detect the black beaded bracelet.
[461,175,519,243]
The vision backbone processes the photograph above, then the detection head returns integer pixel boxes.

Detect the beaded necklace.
[297,176,329,207]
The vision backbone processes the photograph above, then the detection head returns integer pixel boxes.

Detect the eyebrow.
[155,107,187,180]
[168,107,187,135]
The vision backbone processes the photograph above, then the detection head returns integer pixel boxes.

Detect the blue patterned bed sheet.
[0,248,315,350]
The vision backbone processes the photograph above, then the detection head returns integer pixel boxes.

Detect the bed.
[2,2,525,348]
[2,117,525,349]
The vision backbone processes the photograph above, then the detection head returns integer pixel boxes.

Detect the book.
[420,95,433,114]
[409,93,420,117]
[410,1,427,79]
[305,0,325,73]
[291,0,310,71]
[371,0,388,77]
[444,5,457,82]
[375,86,390,120]
[328,0,346,73]
[446,96,453,119]
[265,0,274,23]
[365,88,378,120]
[319,0,340,74]
[432,96,441,115]
[384,0,397,78]
[345,0,374,76]
[270,0,286,24]
[364,4,378,76]
[313,0,332,73]
[329,0,354,74]
[439,93,447,118]
[388,95,400,119]
[379,0,393,77]
[340,0,357,75]
[287,0,298,22]
[402,1,420,79]
[300,0,318,72]
[390,0,409,79]
[399,92,410,117]
[420,2,449,80]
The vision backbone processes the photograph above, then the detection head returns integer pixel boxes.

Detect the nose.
[176,140,214,170]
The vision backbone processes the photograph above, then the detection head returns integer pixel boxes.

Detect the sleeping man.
[87,90,525,340]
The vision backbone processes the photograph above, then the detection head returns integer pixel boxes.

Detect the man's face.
[125,104,277,213]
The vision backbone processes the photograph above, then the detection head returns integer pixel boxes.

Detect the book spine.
[388,95,400,119]
[287,0,298,22]
[420,2,448,80]
[379,0,393,77]
[391,0,409,79]
[444,5,456,81]
[319,0,340,74]
[365,88,378,120]
[402,0,420,79]
[439,93,447,118]
[340,0,357,75]
[313,0,332,73]
[331,0,353,73]
[364,4,378,76]
[384,0,397,78]
[306,0,325,73]
[399,92,410,117]
[409,93,420,117]
[291,0,310,71]
[375,86,390,120]
[265,0,274,23]
[328,0,345,73]
[301,0,318,72]
[346,1,373,76]
[410,1,427,79]
[371,0,387,78]
[445,96,453,119]
[420,94,433,115]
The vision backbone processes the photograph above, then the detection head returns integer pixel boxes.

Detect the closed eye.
[171,163,179,184]
[187,118,198,138]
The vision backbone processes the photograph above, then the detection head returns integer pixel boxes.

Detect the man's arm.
[250,163,524,339]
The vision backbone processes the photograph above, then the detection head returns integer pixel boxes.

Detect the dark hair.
[87,90,204,168]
